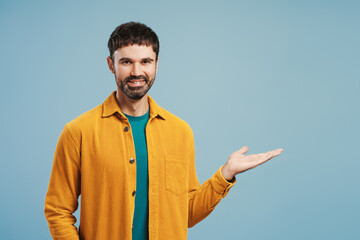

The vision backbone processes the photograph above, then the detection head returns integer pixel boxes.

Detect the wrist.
[221,163,235,182]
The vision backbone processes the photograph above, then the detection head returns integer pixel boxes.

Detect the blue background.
[1,0,359,239]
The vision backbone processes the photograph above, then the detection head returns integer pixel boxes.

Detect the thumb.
[237,146,248,155]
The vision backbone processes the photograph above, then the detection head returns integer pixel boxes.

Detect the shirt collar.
[102,91,166,120]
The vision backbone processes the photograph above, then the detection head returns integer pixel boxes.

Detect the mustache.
[125,75,149,83]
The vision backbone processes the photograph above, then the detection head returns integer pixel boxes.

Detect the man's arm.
[186,128,283,228]
[44,125,81,240]
[187,128,236,227]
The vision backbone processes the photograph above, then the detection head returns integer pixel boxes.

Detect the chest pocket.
[165,155,189,196]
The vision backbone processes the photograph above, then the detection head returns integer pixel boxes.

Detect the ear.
[155,57,159,73]
[107,56,115,74]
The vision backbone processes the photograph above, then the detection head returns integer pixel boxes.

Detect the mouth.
[127,79,146,87]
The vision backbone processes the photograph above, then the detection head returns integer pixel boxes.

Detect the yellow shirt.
[44,91,236,240]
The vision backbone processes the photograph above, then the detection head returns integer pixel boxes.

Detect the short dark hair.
[108,22,159,61]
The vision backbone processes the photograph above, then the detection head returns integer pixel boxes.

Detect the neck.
[115,90,149,117]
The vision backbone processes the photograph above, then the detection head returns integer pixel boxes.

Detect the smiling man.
[44,22,283,240]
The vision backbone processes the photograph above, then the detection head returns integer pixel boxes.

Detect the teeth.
[129,80,143,85]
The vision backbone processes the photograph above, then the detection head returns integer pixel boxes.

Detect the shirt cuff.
[210,166,236,198]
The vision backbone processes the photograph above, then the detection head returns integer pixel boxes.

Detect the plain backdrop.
[0,0,359,239]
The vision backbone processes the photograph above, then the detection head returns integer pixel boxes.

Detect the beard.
[116,74,155,100]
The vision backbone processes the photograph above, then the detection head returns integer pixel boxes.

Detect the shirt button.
[129,158,135,164]
[132,191,136,196]
[124,126,129,132]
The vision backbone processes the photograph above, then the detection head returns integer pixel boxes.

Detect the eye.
[142,60,149,64]
[121,60,131,65]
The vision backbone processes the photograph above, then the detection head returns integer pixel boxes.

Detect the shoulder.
[148,95,193,133]
[64,102,103,136]
[157,105,193,135]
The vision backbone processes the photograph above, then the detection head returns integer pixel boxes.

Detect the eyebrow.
[118,57,155,62]
[142,57,155,62]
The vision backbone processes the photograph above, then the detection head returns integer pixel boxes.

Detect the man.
[44,22,283,240]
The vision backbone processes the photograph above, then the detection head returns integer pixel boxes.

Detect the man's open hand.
[221,146,283,181]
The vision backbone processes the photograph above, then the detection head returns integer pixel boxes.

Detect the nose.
[131,63,141,76]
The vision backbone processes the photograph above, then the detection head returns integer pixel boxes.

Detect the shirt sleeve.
[44,124,81,239]
[187,128,236,228]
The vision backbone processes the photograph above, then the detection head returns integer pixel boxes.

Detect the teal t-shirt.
[123,110,150,240]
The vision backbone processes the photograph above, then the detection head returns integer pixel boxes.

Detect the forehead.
[114,44,156,60]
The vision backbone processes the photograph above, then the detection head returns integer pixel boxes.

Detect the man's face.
[107,44,158,100]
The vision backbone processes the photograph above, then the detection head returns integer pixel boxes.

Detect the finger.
[237,146,249,155]
[254,148,283,165]
[270,148,283,157]
[251,148,283,161]
[263,148,283,158]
